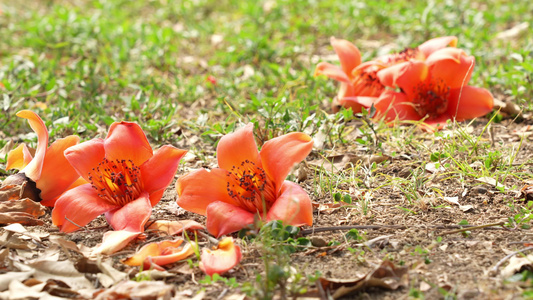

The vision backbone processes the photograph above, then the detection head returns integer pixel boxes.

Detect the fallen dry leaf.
[0,212,44,226]
[501,254,533,278]
[24,260,94,290]
[0,198,46,217]
[1,173,41,203]
[93,280,174,300]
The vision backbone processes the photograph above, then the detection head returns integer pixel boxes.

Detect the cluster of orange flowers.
[5,111,314,275]
[315,36,494,130]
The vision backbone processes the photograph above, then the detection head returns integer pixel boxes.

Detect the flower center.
[412,79,450,118]
[88,158,143,206]
[352,65,385,97]
[382,48,421,64]
[226,160,276,213]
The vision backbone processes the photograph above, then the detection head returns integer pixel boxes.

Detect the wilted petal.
[37,135,81,205]
[141,145,187,206]
[93,230,142,255]
[266,181,313,227]
[260,132,313,190]
[314,62,351,83]
[104,122,153,166]
[52,184,118,233]
[64,139,105,182]
[147,220,204,236]
[200,237,242,276]
[447,86,494,121]
[425,48,475,89]
[17,110,49,181]
[330,37,362,76]
[6,144,33,171]
[216,123,260,171]
[105,192,152,232]
[176,168,238,215]
[205,201,256,237]
[146,241,196,269]
[122,239,185,266]
[418,36,458,58]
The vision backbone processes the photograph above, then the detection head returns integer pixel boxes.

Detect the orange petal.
[420,114,453,132]
[200,237,242,276]
[216,123,260,171]
[330,37,362,76]
[104,122,153,167]
[418,36,458,58]
[314,62,351,83]
[447,86,494,122]
[374,90,421,122]
[37,135,81,205]
[93,230,142,255]
[147,220,204,236]
[52,184,118,233]
[266,181,313,227]
[377,60,428,96]
[41,176,88,207]
[425,48,475,89]
[146,241,196,269]
[339,96,378,112]
[105,192,152,232]
[17,110,49,181]
[6,144,33,171]
[176,168,239,215]
[205,201,256,237]
[141,145,187,206]
[260,132,313,190]
[64,138,105,182]
[122,239,185,266]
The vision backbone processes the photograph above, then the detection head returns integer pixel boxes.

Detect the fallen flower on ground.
[314,36,457,113]
[52,121,187,236]
[122,238,197,270]
[176,123,314,237]
[5,110,83,207]
[370,47,494,130]
[200,237,242,276]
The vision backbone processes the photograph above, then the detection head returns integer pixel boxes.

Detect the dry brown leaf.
[0,198,46,217]
[0,184,22,202]
[25,260,94,290]
[501,254,533,278]
[314,260,408,299]
[0,271,34,291]
[0,232,35,249]
[93,280,174,300]
[1,173,41,202]
[0,212,44,226]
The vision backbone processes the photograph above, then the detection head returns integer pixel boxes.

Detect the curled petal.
[145,241,196,269]
[425,48,475,88]
[447,86,494,121]
[37,135,81,205]
[105,122,153,166]
[17,110,49,181]
[377,60,428,97]
[314,62,351,83]
[266,181,313,227]
[105,192,152,232]
[52,184,118,233]
[374,91,421,122]
[200,237,242,276]
[93,230,142,255]
[260,132,313,190]
[176,168,239,215]
[122,239,185,266]
[418,36,458,58]
[216,123,260,171]
[147,220,204,236]
[6,144,33,171]
[141,145,187,206]
[64,139,105,182]
[330,37,362,76]
[205,201,256,238]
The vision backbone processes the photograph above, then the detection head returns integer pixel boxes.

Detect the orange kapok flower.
[176,123,314,237]
[372,47,494,130]
[122,238,197,270]
[200,237,242,276]
[52,121,187,233]
[314,36,457,113]
[5,110,83,207]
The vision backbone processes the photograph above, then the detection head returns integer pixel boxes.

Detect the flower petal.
[266,181,313,227]
[418,36,458,58]
[141,145,187,206]
[147,220,204,236]
[200,237,242,276]
[41,177,88,207]
[105,192,152,232]
[37,135,81,205]
[104,122,153,166]
[6,144,33,171]
[52,184,118,233]
[93,230,142,255]
[205,201,256,237]
[216,123,260,171]
[339,96,378,112]
[314,62,351,83]
[17,110,49,181]
[64,138,105,182]
[425,48,475,89]
[260,133,313,190]
[146,241,196,269]
[447,86,494,121]
[374,90,421,122]
[330,37,361,76]
[122,239,185,266]
[176,168,239,215]
[377,60,428,97]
